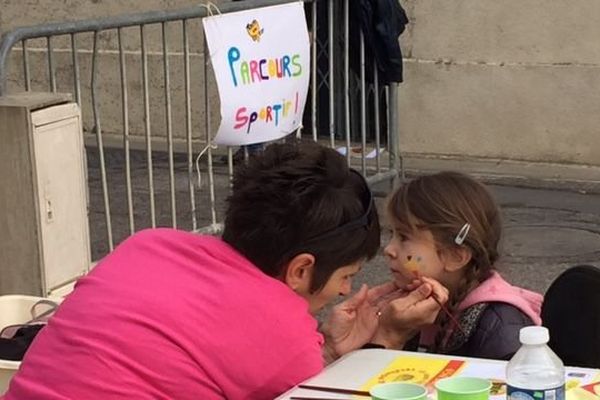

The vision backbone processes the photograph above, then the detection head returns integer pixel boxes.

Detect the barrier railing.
[0,0,401,261]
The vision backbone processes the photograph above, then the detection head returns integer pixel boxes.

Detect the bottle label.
[507,385,565,400]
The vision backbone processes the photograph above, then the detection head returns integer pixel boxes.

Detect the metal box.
[0,93,90,296]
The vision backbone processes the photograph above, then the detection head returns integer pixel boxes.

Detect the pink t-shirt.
[5,229,324,399]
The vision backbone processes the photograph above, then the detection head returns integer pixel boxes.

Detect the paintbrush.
[406,263,466,337]
[290,397,350,400]
[430,293,467,336]
[297,384,370,397]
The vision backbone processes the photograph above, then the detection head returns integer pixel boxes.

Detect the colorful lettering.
[273,104,282,125]
[283,100,292,117]
[228,47,241,87]
[240,62,250,85]
[276,58,283,78]
[247,112,258,134]
[265,106,273,123]
[234,107,248,129]
[268,59,277,78]
[228,48,302,85]
[250,60,261,83]
[233,92,300,134]
[292,54,302,77]
[282,55,291,77]
[259,59,268,80]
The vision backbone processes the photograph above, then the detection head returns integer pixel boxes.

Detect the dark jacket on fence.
[350,0,409,84]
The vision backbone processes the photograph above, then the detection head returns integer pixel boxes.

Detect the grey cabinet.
[0,93,90,296]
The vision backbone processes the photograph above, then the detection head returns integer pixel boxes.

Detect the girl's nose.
[384,243,396,259]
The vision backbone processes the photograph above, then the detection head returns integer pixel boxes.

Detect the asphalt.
[86,147,600,313]
[367,180,600,295]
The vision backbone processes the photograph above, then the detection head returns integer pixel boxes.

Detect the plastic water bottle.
[507,326,565,400]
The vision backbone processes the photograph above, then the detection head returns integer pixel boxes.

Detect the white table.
[276,349,599,399]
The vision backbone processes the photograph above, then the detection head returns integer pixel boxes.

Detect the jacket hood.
[458,271,543,325]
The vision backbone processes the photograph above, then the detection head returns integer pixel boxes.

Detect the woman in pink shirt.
[4,141,447,400]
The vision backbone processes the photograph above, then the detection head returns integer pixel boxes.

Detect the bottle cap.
[520,326,550,345]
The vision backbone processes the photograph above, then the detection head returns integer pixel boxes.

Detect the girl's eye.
[394,231,408,242]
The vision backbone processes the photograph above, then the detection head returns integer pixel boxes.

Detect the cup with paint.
[369,382,428,400]
[435,377,491,400]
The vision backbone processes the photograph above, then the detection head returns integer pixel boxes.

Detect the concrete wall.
[2,0,599,166]
[399,0,600,166]
[1,0,224,143]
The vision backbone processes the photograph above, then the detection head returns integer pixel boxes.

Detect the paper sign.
[202,2,310,145]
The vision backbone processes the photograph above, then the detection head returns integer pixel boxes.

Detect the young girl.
[384,171,543,360]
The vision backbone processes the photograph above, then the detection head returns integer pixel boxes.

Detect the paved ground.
[367,180,600,295]
[87,147,600,317]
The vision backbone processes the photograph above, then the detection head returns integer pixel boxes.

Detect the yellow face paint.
[404,255,422,276]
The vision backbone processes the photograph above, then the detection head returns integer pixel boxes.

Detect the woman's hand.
[321,282,403,363]
[370,277,449,349]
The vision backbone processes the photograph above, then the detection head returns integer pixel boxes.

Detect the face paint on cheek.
[404,255,423,278]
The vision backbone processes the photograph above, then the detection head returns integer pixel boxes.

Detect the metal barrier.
[0,0,401,261]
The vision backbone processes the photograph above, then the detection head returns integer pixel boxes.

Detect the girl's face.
[384,228,449,288]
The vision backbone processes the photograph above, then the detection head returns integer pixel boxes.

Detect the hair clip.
[455,223,471,245]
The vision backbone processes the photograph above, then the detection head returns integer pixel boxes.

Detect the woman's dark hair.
[222,140,380,292]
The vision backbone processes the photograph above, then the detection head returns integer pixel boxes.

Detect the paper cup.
[370,382,428,400]
[435,377,492,400]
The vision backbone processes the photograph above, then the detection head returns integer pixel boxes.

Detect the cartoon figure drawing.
[246,19,264,42]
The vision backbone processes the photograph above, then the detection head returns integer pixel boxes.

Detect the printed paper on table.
[360,354,600,400]
[360,355,466,392]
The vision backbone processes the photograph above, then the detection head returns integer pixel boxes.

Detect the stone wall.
[2,0,599,166]
[399,0,600,165]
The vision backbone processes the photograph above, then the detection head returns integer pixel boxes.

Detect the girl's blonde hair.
[387,171,502,307]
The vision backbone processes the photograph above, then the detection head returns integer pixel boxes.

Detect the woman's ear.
[442,246,473,272]
[283,253,315,294]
